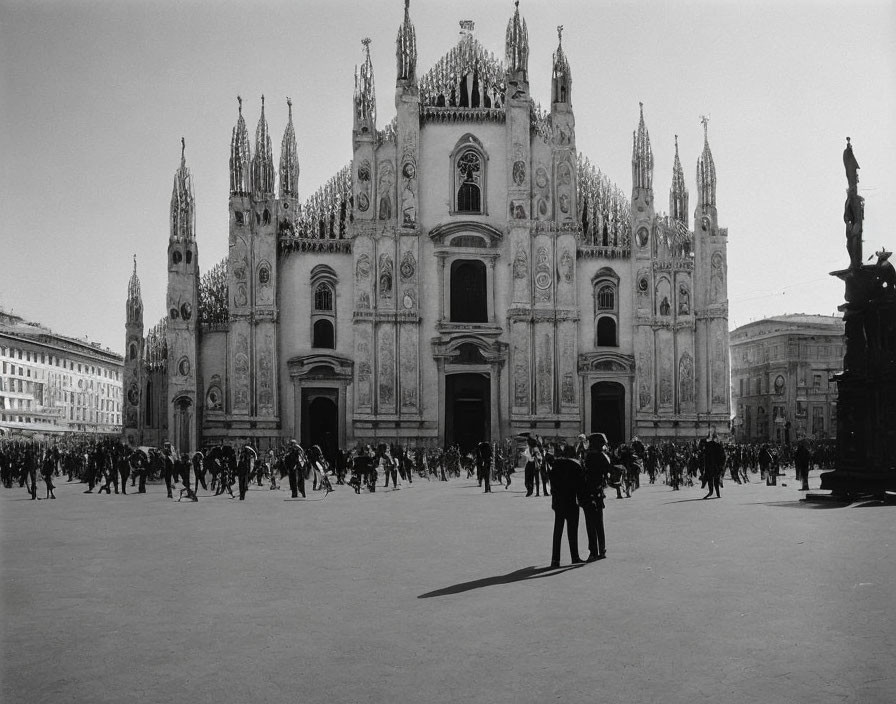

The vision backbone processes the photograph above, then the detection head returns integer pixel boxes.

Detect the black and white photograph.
[1,1,894,702]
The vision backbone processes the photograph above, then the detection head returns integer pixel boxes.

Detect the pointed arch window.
[592,268,619,348]
[310,265,337,350]
[450,135,488,215]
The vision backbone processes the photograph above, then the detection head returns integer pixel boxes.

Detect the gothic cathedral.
[122,2,730,455]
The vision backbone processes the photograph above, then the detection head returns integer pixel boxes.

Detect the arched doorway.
[302,391,338,466]
[445,373,490,453]
[591,381,625,445]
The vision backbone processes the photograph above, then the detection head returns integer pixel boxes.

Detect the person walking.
[703,430,726,499]
[549,446,584,567]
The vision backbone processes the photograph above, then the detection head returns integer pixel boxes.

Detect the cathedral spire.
[354,38,377,132]
[251,95,275,196]
[670,135,689,226]
[396,0,417,83]
[127,255,143,327]
[551,25,571,105]
[631,102,653,192]
[505,1,529,79]
[279,97,300,199]
[170,138,195,241]
[697,115,716,208]
[230,96,251,196]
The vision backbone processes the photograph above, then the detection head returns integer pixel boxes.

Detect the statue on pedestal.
[843,137,864,269]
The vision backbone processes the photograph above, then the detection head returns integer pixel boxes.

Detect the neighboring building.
[124,4,731,455]
[730,314,844,443]
[0,309,123,437]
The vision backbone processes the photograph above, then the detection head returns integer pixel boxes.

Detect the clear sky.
[2,0,894,352]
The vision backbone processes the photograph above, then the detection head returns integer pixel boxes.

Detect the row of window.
[0,346,120,380]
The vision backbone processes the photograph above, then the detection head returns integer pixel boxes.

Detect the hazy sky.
[2,0,894,352]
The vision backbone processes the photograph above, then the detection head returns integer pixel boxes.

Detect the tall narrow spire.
[669,135,689,226]
[251,94,275,196]
[230,96,251,196]
[127,255,143,327]
[631,102,653,191]
[170,138,195,241]
[354,38,377,132]
[551,25,571,104]
[279,97,300,199]
[697,115,716,207]
[396,0,417,83]
[505,0,529,79]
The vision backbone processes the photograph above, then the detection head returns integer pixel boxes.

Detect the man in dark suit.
[582,433,610,561]
[703,429,726,499]
[549,446,585,567]
[476,441,492,493]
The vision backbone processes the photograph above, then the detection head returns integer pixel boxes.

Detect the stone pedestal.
[820,266,896,496]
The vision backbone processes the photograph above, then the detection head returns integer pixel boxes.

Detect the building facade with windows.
[0,309,123,437]
[730,314,844,443]
[124,4,730,454]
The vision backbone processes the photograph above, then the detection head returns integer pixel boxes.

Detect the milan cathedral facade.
[122,3,730,455]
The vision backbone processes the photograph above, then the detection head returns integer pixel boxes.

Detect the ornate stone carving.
[356,253,371,281]
[378,160,394,220]
[512,159,526,186]
[711,251,725,303]
[400,136,418,227]
[357,160,371,212]
[234,334,250,411]
[534,165,550,220]
[509,199,527,220]
[677,282,690,315]
[637,340,653,410]
[679,352,694,406]
[400,250,416,281]
[258,334,274,415]
[560,249,574,283]
[659,355,673,407]
[556,159,574,221]
[536,332,553,412]
[356,330,372,408]
[712,332,726,406]
[379,254,393,299]
[378,327,395,407]
[534,246,552,301]
[256,263,273,305]
[513,243,528,280]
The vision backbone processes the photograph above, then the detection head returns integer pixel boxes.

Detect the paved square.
[2,471,893,704]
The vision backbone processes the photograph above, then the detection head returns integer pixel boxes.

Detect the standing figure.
[162,442,176,498]
[581,433,610,561]
[286,440,306,498]
[703,430,726,499]
[41,450,56,499]
[523,436,539,496]
[549,446,584,567]
[476,440,492,493]
[192,451,207,493]
[794,441,812,492]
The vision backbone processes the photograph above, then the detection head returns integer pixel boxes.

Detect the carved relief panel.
[398,324,418,412]
[353,236,374,310]
[511,321,530,413]
[535,326,554,414]
[355,325,373,412]
[555,234,576,307]
[636,327,654,411]
[555,158,575,223]
[377,324,396,414]
[377,160,395,221]
[558,321,577,409]
[232,332,250,413]
[257,333,275,416]
[256,261,274,306]
[533,164,551,221]
[679,352,695,412]
[711,251,726,304]
[533,237,553,304]
[656,328,674,410]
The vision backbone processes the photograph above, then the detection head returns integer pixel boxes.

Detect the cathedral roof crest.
[577,153,632,256]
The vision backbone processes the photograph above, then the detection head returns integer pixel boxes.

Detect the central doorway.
[590,381,625,445]
[445,373,490,452]
[301,390,338,466]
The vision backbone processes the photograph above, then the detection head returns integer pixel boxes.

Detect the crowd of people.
[1,432,827,566]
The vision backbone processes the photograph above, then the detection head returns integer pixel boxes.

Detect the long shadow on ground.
[419,564,584,598]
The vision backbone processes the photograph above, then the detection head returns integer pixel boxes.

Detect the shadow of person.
[418,564,582,599]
